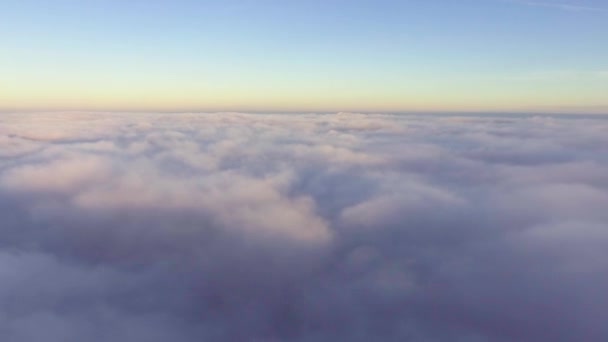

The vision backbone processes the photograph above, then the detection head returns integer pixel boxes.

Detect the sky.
[1,0,607,113]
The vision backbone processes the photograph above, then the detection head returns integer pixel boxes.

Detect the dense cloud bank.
[0,112,607,342]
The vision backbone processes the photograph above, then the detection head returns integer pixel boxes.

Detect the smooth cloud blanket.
[1,112,607,342]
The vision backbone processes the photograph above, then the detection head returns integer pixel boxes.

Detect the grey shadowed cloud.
[1,112,608,341]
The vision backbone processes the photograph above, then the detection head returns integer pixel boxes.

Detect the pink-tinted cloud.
[0,112,607,341]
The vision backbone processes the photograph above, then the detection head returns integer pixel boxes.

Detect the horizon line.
[2,109,608,116]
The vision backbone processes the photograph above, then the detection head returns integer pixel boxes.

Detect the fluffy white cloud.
[0,112,607,341]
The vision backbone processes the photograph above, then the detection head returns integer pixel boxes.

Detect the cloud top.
[1,112,607,341]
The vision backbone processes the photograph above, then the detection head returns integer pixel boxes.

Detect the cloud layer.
[1,112,607,341]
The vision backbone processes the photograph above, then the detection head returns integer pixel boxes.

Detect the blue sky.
[1,0,607,113]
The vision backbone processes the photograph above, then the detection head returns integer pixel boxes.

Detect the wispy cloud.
[500,69,608,81]
[506,0,607,12]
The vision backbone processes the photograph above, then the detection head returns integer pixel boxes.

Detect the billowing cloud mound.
[1,112,607,342]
